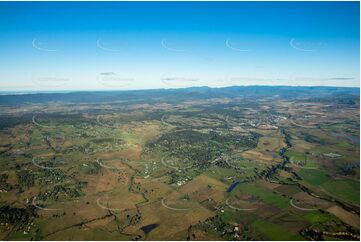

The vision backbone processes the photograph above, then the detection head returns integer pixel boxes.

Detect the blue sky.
[0,1,359,91]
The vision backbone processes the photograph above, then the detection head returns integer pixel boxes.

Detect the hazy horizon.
[0,84,360,97]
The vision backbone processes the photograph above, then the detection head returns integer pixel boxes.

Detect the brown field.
[131,200,214,240]
[327,206,360,228]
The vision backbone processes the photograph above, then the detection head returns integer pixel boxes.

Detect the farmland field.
[0,86,359,240]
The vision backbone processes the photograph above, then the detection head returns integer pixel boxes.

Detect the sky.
[0,1,359,92]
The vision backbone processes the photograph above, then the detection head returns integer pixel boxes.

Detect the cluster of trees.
[16,170,35,190]
[200,215,234,239]
[38,169,67,185]
[0,174,12,192]
[127,213,142,226]
[37,182,84,201]
[0,205,36,231]
[302,132,325,145]
[339,163,359,176]
[148,130,260,170]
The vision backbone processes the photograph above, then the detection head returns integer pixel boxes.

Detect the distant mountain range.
[0,86,359,106]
